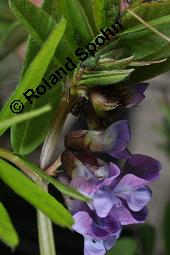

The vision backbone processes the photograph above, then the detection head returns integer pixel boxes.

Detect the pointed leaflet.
[10,0,63,155]
[0,18,66,136]
[0,105,51,130]
[0,160,73,228]
[94,0,107,29]
[0,202,19,248]
[56,0,94,47]
[77,0,99,35]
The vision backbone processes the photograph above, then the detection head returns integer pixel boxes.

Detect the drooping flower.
[89,83,149,118]
[61,120,161,255]
[65,120,131,159]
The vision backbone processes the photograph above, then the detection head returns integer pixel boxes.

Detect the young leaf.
[0,18,66,136]
[0,159,74,228]
[0,202,19,248]
[0,105,51,131]
[78,69,134,87]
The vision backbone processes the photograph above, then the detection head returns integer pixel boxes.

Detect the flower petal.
[96,163,120,185]
[115,174,148,193]
[104,236,117,251]
[126,94,145,109]
[93,189,115,218]
[92,210,121,239]
[113,202,147,225]
[122,154,161,181]
[84,237,106,255]
[119,186,152,212]
[71,176,99,196]
[73,211,93,236]
[86,120,130,154]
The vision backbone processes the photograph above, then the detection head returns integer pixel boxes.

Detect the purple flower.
[61,120,161,255]
[65,120,131,159]
[125,83,148,109]
[89,83,148,117]
[61,150,161,255]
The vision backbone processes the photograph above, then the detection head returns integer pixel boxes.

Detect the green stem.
[37,82,73,255]
[37,181,56,255]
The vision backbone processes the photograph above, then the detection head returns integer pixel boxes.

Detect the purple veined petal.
[117,186,152,212]
[92,210,121,240]
[104,236,117,251]
[70,176,99,197]
[85,120,130,154]
[122,154,162,181]
[126,94,145,109]
[114,174,149,194]
[84,237,106,255]
[96,163,120,186]
[113,201,147,225]
[113,205,139,225]
[73,211,93,236]
[93,189,115,218]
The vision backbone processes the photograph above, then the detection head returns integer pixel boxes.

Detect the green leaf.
[0,21,27,61]
[77,0,99,35]
[10,0,63,155]
[137,224,156,255]
[0,0,14,21]
[0,159,74,228]
[78,69,134,87]
[18,154,91,202]
[123,2,170,29]
[118,3,170,61]
[107,238,137,255]
[0,148,90,202]
[0,202,19,248]
[0,105,51,131]
[11,84,62,155]
[0,18,66,136]
[163,202,170,255]
[94,0,107,29]
[57,0,94,47]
